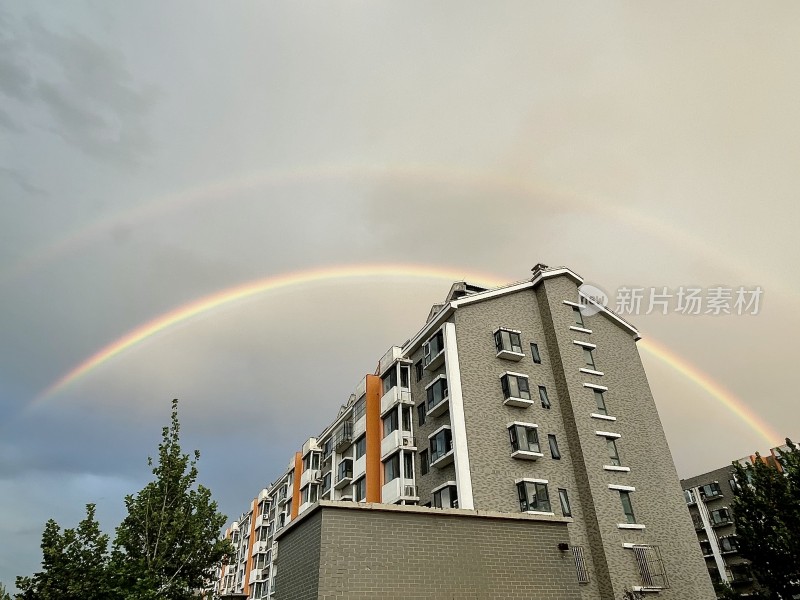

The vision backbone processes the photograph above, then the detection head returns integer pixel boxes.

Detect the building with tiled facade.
[680,441,794,597]
[214,265,715,599]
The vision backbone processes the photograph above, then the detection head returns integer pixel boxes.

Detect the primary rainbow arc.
[34,263,781,446]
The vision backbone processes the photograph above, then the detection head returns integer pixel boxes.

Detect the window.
[619,491,636,524]
[710,507,731,525]
[353,395,366,421]
[322,439,332,460]
[494,329,522,354]
[632,545,668,589]
[530,342,541,364]
[433,483,458,508]
[423,330,445,367]
[593,390,607,415]
[426,377,449,412]
[584,348,596,369]
[383,411,398,437]
[382,368,397,394]
[355,435,367,459]
[354,477,367,502]
[337,458,353,482]
[719,536,738,553]
[607,438,621,466]
[404,452,413,479]
[572,546,589,583]
[728,478,739,493]
[683,489,695,504]
[508,423,540,454]
[417,402,426,425]
[420,449,429,475]
[302,484,318,504]
[500,373,530,400]
[322,472,331,493]
[539,385,551,409]
[415,360,423,382]
[302,451,320,471]
[384,453,400,482]
[400,365,410,388]
[430,428,453,463]
[700,482,722,499]
[402,406,412,431]
[517,480,551,512]
[549,434,561,459]
[558,488,572,517]
[573,306,585,327]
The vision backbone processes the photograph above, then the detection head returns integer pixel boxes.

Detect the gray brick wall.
[273,509,321,600]
[278,502,584,599]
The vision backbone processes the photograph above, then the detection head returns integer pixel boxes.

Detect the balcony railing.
[332,422,353,452]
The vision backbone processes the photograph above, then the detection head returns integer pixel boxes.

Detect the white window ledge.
[573,340,597,349]
[618,523,646,530]
[591,413,617,421]
[524,510,555,516]
[515,477,549,484]
[583,382,608,391]
[604,465,631,472]
[595,430,621,439]
[511,450,544,461]
[504,397,535,408]
[608,484,636,491]
[632,586,663,593]
[496,350,525,361]
[570,326,593,334]
[580,368,604,376]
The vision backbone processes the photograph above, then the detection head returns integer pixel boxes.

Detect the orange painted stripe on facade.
[243,498,258,592]
[291,452,302,519]
[365,374,382,503]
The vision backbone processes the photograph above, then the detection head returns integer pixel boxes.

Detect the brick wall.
[276,501,583,599]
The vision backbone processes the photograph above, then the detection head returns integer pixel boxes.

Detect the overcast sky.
[2,1,799,588]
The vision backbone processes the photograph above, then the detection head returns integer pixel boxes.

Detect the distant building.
[215,265,715,599]
[680,441,794,597]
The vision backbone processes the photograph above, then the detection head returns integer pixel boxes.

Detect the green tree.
[1,582,12,600]
[15,504,113,600]
[731,439,800,600]
[112,399,232,599]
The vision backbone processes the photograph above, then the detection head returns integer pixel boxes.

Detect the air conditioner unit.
[402,438,410,446]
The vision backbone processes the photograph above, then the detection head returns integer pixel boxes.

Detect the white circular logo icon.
[578,283,609,316]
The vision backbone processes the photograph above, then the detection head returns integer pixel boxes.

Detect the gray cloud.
[0,9,156,165]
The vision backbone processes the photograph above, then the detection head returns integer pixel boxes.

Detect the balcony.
[381,429,416,459]
[381,477,419,504]
[277,489,288,506]
[332,422,353,452]
[430,441,455,468]
[300,468,321,488]
[426,375,449,418]
[423,330,446,372]
[251,541,269,556]
[334,459,353,489]
[381,386,414,416]
[711,517,733,528]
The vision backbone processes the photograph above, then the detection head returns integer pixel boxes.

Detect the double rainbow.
[34,264,781,446]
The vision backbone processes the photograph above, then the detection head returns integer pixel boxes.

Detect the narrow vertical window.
[539,385,551,409]
[530,342,541,364]
[607,438,621,466]
[594,390,607,415]
[584,348,596,369]
[420,449,429,475]
[417,402,426,426]
[573,306,585,327]
[548,434,561,460]
[558,488,572,517]
[415,360,423,382]
[620,491,636,524]
[404,451,414,480]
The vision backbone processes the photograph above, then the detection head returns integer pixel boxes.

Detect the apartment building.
[216,264,715,599]
[680,441,794,597]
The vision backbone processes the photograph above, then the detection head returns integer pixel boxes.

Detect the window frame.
[539,385,551,409]
[558,488,572,517]
[500,372,531,401]
[619,490,636,524]
[516,480,551,513]
[530,342,541,364]
[548,434,561,460]
[354,435,367,459]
